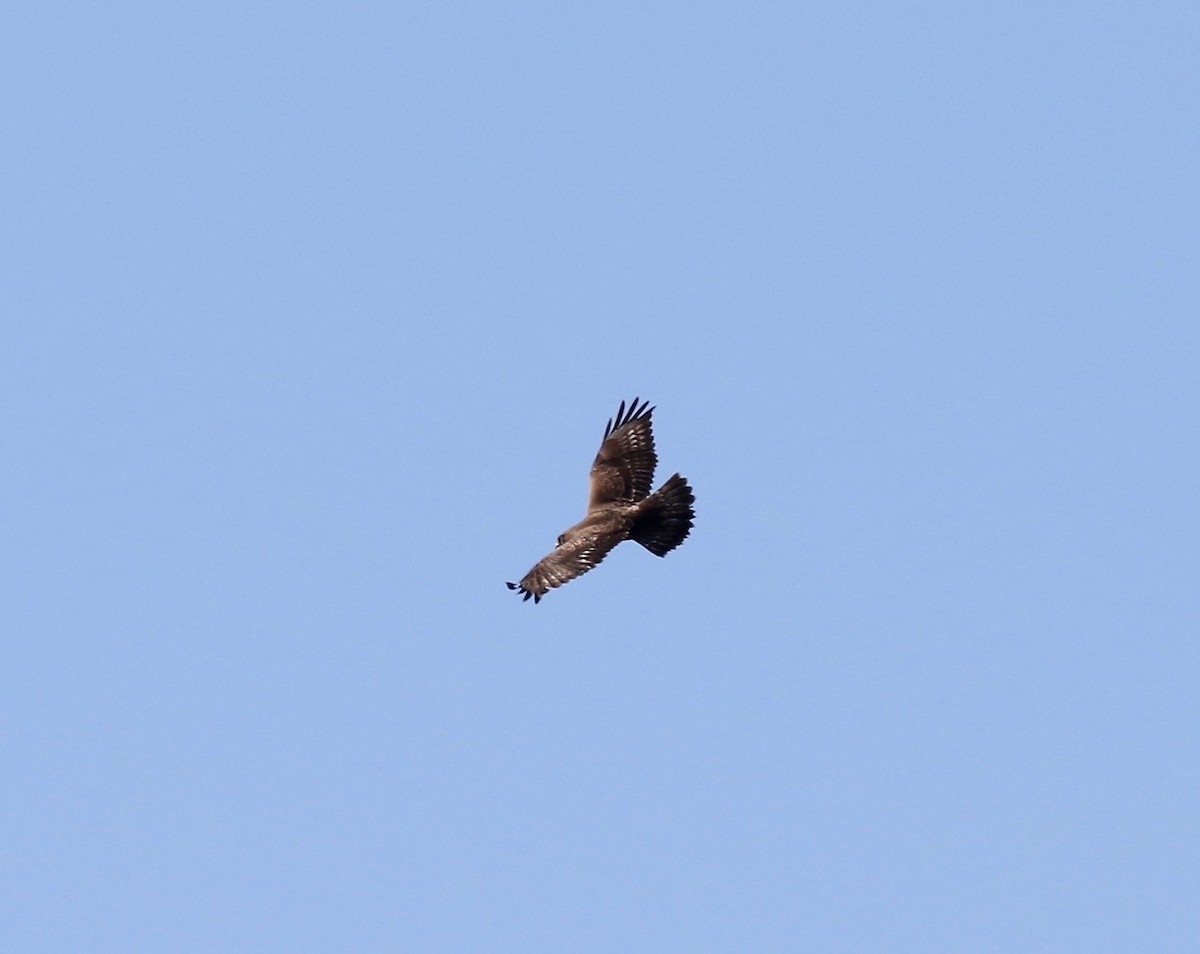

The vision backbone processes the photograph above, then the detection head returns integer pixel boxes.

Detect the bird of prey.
[507,398,695,603]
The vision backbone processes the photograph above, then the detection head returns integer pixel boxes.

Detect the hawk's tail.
[630,473,695,557]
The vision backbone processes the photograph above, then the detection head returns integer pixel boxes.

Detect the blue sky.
[4,1,1198,950]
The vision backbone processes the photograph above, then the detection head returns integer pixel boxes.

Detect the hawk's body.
[507,398,695,603]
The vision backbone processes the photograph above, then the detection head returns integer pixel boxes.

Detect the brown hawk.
[507,398,695,603]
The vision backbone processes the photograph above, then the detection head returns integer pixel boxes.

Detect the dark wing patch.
[588,397,657,507]
[505,530,622,603]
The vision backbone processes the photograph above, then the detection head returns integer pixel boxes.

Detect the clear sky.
[4,2,1198,950]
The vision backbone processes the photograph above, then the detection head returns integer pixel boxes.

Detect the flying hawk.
[507,398,695,603]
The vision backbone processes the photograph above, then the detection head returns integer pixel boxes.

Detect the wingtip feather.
[604,396,654,439]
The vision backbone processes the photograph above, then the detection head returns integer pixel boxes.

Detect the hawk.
[507,398,695,603]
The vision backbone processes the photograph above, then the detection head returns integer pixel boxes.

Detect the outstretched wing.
[588,397,658,507]
[506,530,623,603]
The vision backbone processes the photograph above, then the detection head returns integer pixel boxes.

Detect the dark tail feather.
[630,473,695,556]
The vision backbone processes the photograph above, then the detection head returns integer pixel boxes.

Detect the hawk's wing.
[506,528,623,603]
[588,397,658,507]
